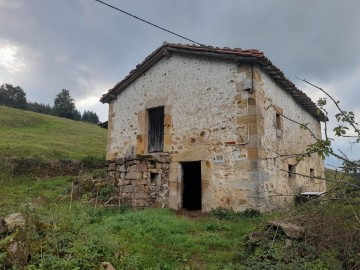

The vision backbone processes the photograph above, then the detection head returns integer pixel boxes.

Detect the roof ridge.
[100,42,325,121]
[162,42,264,57]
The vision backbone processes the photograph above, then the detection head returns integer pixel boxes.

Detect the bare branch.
[265,99,318,140]
[297,77,359,133]
[329,151,359,167]
[258,152,311,161]
[279,169,360,189]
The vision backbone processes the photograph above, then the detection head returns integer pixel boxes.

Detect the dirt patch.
[175,209,207,219]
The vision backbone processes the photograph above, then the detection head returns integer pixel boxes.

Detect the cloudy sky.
[1,0,359,167]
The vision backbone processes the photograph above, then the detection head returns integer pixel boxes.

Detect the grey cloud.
[0,0,359,129]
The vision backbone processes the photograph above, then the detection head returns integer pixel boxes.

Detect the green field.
[0,107,264,269]
[0,106,358,269]
[1,174,356,269]
[0,175,264,269]
[0,106,106,160]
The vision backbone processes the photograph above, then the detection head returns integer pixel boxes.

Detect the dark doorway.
[148,106,164,153]
[182,161,202,210]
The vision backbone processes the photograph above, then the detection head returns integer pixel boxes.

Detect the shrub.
[0,204,122,269]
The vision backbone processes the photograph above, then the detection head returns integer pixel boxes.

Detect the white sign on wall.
[213,154,225,164]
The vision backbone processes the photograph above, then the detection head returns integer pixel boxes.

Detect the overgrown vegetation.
[239,225,342,270]
[261,80,360,270]
[236,194,360,269]
[1,82,360,268]
[2,170,358,269]
[0,175,267,269]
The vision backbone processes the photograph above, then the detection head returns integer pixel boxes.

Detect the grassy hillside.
[0,106,106,160]
[0,107,358,269]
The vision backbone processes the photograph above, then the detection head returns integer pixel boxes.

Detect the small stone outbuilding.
[100,43,326,212]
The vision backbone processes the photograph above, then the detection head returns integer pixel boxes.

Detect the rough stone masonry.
[101,43,326,212]
[107,153,171,208]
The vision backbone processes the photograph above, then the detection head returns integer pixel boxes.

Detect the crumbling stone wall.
[107,154,171,207]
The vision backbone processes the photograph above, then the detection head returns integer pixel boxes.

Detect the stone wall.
[107,154,171,207]
[105,52,325,212]
[255,68,326,209]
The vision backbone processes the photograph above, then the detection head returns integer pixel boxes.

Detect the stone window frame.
[276,112,282,130]
[273,105,283,138]
[309,168,315,179]
[136,99,172,155]
[288,164,296,179]
[148,106,165,153]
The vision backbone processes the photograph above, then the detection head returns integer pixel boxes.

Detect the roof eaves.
[256,56,326,121]
[100,43,326,121]
[100,44,168,103]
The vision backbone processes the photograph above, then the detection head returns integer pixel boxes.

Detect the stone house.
[100,43,326,212]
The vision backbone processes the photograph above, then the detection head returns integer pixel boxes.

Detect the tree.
[0,83,27,109]
[82,110,100,124]
[27,101,53,115]
[53,89,80,120]
[73,109,82,121]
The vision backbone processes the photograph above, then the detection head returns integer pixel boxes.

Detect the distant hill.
[0,106,107,161]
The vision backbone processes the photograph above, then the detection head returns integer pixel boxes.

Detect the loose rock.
[101,262,116,270]
[4,213,25,231]
[268,221,304,239]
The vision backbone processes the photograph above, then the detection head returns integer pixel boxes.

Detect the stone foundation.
[107,153,171,208]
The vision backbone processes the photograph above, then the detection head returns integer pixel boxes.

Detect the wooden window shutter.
[148,106,164,152]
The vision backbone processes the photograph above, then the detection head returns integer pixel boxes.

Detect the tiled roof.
[100,42,325,121]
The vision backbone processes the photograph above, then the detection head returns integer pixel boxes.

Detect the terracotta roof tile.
[100,43,325,121]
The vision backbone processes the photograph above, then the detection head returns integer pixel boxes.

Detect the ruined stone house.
[100,43,326,212]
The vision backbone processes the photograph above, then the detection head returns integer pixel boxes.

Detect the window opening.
[310,168,315,179]
[148,106,164,152]
[288,164,295,178]
[150,172,159,184]
[276,113,281,130]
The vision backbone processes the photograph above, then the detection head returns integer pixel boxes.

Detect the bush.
[237,198,360,269]
[0,204,122,269]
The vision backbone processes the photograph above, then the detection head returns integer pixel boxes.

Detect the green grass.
[104,209,258,269]
[2,173,357,269]
[0,106,106,160]
[2,107,355,269]
[0,175,72,216]
[0,175,264,269]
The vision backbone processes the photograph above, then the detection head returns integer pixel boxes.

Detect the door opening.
[182,161,202,210]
